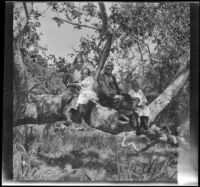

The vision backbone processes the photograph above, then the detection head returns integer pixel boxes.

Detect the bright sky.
[33,2,112,60]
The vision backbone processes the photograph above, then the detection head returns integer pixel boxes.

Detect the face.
[81,69,89,80]
[105,66,113,75]
[132,82,140,92]
[76,56,84,70]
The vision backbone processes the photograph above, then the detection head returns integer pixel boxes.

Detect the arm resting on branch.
[67,82,81,88]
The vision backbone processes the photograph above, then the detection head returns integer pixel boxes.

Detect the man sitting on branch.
[97,61,124,109]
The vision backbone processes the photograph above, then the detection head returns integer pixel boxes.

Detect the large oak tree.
[13,2,190,140]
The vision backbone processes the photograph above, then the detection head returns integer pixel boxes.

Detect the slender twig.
[126,60,151,80]
[83,170,92,181]
[135,141,157,156]
[126,170,140,177]
[136,41,144,62]
[38,5,51,16]
[54,17,100,31]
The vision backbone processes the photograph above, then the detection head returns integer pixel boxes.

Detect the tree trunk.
[13,3,32,125]
[148,68,189,122]
[94,2,112,81]
[89,104,132,135]
[94,33,113,80]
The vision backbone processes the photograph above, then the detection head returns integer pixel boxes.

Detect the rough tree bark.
[94,2,113,80]
[149,64,190,122]
[13,3,32,125]
[94,33,113,80]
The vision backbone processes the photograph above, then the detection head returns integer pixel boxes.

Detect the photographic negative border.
[2,1,199,185]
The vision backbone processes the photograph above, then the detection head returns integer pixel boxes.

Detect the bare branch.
[23,2,29,21]
[55,17,100,31]
[126,60,151,81]
[146,43,152,61]
[38,5,51,16]
[136,41,144,62]
[149,68,190,122]
[138,39,153,62]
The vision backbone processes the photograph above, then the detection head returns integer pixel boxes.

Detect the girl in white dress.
[76,68,98,106]
[128,80,150,134]
[67,67,98,123]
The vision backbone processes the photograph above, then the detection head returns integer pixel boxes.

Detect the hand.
[66,82,70,87]
[67,82,80,87]
[67,82,74,87]
[114,95,124,100]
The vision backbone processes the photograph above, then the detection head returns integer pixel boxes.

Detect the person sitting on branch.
[97,61,124,109]
[67,67,98,124]
[62,53,85,87]
[127,80,150,135]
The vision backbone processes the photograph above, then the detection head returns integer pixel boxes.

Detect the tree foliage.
[13,2,190,134]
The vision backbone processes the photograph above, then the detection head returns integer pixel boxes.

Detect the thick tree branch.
[148,66,190,122]
[172,58,190,81]
[94,33,113,80]
[98,2,108,33]
[13,3,34,125]
[93,2,113,80]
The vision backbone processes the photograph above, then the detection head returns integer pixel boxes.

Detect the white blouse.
[76,76,98,106]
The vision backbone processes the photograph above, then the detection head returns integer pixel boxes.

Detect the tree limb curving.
[53,17,100,31]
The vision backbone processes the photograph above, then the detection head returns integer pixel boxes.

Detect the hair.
[73,53,84,65]
[81,67,91,76]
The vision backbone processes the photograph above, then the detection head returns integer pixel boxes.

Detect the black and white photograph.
[2,1,199,185]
